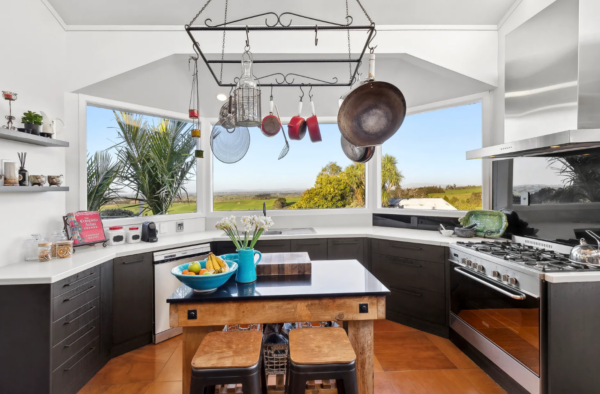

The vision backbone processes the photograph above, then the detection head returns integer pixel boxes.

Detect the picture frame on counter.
[63,211,108,249]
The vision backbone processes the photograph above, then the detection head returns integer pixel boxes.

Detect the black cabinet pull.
[389,242,422,251]
[63,285,96,303]
[333,240,359,245]
[389,257,422,268]
[261,243,286,247]
[62,272,96,288]
[64,326,96,348]
[122,257,145,265]
[297,242,322,246]
[390,286,422,297]
[64,305,96,325]
[64,347,96,371]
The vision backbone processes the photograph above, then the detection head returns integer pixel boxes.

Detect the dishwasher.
[153,243,211,343]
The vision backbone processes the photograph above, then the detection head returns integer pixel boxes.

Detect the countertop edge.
[543,272,600,283]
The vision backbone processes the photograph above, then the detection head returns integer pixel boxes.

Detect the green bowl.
[459,210,508,238]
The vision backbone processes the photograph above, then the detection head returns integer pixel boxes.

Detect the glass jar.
[38,242,52,262]
[49,230,67,257]
[126,227,141,244]
[235,51,261,127]
[25,234,43,261]
[108,226,125,246]
[55,240,73,259]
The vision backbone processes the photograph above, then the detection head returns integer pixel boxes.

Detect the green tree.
[319,162,343,176]
[87,151,121,211]
[114,112,196,215]
[382,154,403,207]
[342,163,366,206]
[293,172,352,209]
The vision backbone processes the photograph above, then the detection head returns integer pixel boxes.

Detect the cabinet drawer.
[387,285,446,325]
[52,266,99,297]
[53,277,100,321]
[328,238,365,266]
[291,239,328,260]
[52,317,100,370]
[52,336,100,394]
[216,241,237,255]
[53,297,100,346]
[254,240,291,254]
[371,239,444,263]
[372,254,445,295]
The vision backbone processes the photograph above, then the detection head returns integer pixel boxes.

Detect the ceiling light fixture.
[216,93,228,102]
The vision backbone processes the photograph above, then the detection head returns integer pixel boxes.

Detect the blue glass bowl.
[171,258,237,293]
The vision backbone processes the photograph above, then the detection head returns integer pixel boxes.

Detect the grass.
[100,201,197,216]
[428,187,482,198]
[214,197,302,211]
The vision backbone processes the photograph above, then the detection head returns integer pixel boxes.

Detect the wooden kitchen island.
[168,259,389,394]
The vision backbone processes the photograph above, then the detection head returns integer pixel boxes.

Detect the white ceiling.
[48,0,517,26]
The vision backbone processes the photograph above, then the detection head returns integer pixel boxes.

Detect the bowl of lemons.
[171,253,238,293]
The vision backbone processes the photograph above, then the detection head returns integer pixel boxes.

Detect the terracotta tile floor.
[79,320,506,394]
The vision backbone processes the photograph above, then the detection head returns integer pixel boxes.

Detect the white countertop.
[0,226,473,285]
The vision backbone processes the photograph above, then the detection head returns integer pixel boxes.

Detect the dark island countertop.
[167,260,390,303]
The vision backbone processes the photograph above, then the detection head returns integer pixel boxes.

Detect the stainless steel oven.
[449,259,541,394]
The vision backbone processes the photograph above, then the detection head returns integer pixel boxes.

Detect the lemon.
[189,262,201,274]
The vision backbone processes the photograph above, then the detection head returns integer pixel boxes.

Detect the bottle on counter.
[108,226,125,246]
[25,234,43,261]
[126,226,141,244]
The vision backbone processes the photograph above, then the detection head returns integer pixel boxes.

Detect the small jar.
[108,226,125,246]
[49,230,67,257]
[38,242,52,262]
[25,234,43,261]
[126,227,141,244]
[55,240,73,259]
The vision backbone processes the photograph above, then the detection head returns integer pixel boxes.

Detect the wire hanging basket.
[235,50,261,127]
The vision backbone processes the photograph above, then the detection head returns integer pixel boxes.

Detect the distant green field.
[428,187,481,198]
[101,202,196,216]
[214,197,301,211]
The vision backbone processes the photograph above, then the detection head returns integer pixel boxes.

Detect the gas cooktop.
[454,240,600,273]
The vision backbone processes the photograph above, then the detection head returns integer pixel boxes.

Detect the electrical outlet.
[176,222,184,232]
[359,303,369,313]
[160,223,168,234]
[410,216,418,227]
[187,310,197,320]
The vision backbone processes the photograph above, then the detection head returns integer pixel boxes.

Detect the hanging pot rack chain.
[185,0,376,88]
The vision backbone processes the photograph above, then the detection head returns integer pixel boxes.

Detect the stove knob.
[466,260,473,267]
[502,274,509,283]
[461,258,467,265]
[508,277,518,286]
[492,271,500,279]
[477,265,485,273]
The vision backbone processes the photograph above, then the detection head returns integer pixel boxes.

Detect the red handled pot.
[288,101,307,140]
[261,96,281,137]
[306,97,322,142]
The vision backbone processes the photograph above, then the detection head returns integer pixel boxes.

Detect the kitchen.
[1,0,600,393]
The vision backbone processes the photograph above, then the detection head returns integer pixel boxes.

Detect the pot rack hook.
[367,28,378,54]
[299,85,305,101]
[309,85,314,100]
[245,25,250,50]
[270,85,274,100]
[315,25,318,46]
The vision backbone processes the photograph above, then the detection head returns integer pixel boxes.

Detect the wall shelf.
[0,186,69,193]
[0,129,69,147]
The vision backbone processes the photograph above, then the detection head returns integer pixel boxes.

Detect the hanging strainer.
[210,122,251,164]
[219,96,237,131]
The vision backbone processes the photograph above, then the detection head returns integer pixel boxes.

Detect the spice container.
[108,226,125,246]
[49,230,67,257]
[25,234,43,261]
[126,227,141,244]
[55,240,73,259]
[38,242,52,262]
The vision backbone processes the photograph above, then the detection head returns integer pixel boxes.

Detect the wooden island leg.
[347,320,374,394]
[182,326,214,394]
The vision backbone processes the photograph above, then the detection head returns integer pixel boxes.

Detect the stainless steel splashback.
[467,0,600,160]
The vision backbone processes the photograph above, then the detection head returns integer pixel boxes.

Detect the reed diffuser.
[17,152,28,186]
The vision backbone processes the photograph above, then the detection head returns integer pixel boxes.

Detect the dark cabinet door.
[112,253,153,346]
[100,260,113,362]
[291,239,328,260]
[254,240,291,254]
[327,238,366,267]
[215,241,237,255]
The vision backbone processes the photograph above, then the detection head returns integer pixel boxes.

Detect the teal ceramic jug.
[235,248,262,283]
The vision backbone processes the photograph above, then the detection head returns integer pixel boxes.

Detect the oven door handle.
[454,267,527,300]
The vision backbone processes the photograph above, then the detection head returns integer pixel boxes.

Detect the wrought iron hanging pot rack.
[185,0,377,88]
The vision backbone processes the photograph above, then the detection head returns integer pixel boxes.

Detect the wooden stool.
[287,327,358,394]
[190,330,266,394]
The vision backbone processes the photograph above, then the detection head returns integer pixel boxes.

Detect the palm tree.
[87,151,121,211]
[114,112,195,215]
[381,154,403,207]
[343,163,366,206]
[549,154,600,202]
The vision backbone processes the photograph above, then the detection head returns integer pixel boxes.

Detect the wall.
[0,0,67,266]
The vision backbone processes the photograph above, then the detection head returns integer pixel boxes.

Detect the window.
[212,124,365,211]
[380,103,483,211]
[86,105,196,219]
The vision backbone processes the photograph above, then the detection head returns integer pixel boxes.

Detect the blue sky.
[88,102,482,193]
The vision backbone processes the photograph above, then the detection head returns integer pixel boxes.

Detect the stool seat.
[192,330,263,369]
[289,327,356,365]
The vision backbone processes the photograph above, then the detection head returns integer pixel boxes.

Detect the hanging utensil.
[306,86,321,143]
[288,86,307,141]
[338,52,407,147]
[274,104,289,160]
[210,122,251,164]
[235,49,261,127]
[341,135,375,163]
[261,88,280,137]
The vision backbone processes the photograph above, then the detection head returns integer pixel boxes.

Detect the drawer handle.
[389,257,422,268]
[389,243,422,251]
[390,286,422,297]
[64,326,96,348]
[297,242,322,246]
[64,305,96,325]
[122,257,145,264]
[333,241,359,245]
[63,286,96,303]
[62,272,96,288]
[64,347,96,371]
[261,243,286,247]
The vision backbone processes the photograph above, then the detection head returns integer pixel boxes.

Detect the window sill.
[207,207,369,217]
[373,208,467,218]
[99,211,204,226]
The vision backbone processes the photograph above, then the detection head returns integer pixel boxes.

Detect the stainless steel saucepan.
[569,230,600,266]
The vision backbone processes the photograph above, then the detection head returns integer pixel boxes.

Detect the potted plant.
[215,215,274,283]
[21,111,43,135]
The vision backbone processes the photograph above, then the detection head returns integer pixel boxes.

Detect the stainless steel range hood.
[467,0,600,160]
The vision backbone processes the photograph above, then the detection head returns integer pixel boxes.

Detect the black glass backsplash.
[373,213,460,231]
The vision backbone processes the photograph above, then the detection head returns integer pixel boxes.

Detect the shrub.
[100,209,136,218]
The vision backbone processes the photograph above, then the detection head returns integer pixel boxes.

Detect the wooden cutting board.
[256,252,312,276]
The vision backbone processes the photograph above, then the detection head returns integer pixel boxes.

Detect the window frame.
[78,95,204,225]
[206,116,371,218]
[374,93,491,218]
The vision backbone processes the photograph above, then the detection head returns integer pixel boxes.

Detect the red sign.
[65,211,106,245]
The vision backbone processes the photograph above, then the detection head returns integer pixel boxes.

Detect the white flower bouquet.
[215,215,275,250]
